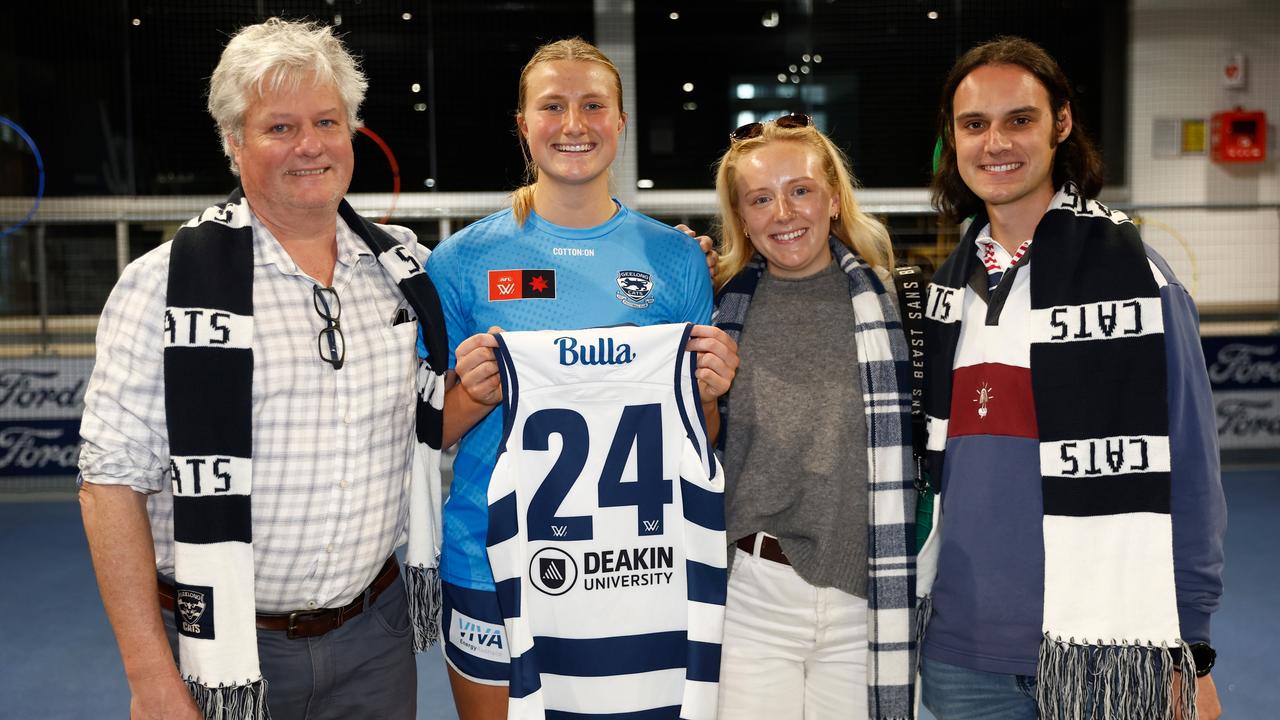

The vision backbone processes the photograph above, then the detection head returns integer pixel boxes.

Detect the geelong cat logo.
[616,271,655,308]
[174,584,216,639]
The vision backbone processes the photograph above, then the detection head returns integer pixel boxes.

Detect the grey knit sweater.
[722,260,869,597]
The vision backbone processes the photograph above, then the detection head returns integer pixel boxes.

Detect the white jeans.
[717,543,869,720]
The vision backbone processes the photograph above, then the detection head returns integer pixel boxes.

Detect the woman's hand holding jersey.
[686,324,738,401]
[442,326,505,448]
[454,327,505,406]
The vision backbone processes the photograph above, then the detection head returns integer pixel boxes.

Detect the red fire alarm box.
[1210,109,1267,163]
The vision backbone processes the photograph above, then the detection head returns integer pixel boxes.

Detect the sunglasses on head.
[729,112,813,142]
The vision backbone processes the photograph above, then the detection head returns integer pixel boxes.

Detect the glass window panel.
[0,1,593,197]
[635,0,1126,189]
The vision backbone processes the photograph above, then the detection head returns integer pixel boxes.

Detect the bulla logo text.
[555,336,635,367]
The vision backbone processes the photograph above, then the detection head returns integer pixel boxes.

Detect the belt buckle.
[286,609,328,640]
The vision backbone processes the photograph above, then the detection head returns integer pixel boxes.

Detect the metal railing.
[1,191,1277,355]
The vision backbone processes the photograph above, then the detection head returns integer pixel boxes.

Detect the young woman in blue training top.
[424,37,739,720]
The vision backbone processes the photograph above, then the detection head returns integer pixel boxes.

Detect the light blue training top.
[422,202,712,589]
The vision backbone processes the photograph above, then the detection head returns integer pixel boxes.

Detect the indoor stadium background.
[1,1,1276,717]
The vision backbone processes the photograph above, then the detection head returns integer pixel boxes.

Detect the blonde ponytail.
[512,183,537,226]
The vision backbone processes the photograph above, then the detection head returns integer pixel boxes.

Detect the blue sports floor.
[1,469,1275,718]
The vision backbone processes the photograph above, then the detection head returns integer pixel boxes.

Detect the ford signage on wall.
[2,336,1276,481]
[0,359,93,479]
[1202,336,1280,450]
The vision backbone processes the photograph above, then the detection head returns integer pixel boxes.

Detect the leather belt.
[735,533,791,566]
[158,556,399,640]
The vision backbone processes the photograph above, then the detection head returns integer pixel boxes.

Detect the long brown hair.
[713,122,893,290]
[931,36,1104,222]
[511,37,624,226]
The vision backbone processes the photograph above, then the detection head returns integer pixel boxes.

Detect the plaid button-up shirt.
[79,207,426,612]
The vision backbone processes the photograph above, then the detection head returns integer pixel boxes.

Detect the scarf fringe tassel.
[186,676,270,720]
[404,560,442,652]
[1036,635,1197,720]
[914,594,933,678]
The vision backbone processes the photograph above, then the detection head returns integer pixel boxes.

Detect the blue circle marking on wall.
[0,116,46,239]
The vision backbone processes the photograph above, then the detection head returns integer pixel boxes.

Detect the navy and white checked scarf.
[921,184,1197,719]
[713,237,917,720]
[163,190,448,719]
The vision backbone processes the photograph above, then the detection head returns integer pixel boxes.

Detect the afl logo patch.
[616,270,654,308]
[488,269,557,301]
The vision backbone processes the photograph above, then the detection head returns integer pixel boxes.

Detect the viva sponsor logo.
[555,336,635,367]
[457,618,503,650]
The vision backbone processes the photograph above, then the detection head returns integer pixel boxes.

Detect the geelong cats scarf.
[163,190,448,718]
[923,185,1196,719]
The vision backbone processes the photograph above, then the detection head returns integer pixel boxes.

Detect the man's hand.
[675,223,718,275]
[1173,673,1221,720]
[454,327,504,407]
[79,481,199,720]
[128,670,200,720]
[686,324,738,401]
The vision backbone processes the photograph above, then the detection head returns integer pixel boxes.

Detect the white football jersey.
[487,323,726,719]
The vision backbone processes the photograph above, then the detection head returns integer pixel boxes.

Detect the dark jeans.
[921,655,1039,720]
[163,574,417,720]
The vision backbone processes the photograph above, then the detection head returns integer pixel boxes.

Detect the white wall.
[1130,0,1279,206]
[1129,0,1280,309]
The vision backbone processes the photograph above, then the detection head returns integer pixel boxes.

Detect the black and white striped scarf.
[163,190,448,719]
[922,184,1196,719]
[714,237,917,720]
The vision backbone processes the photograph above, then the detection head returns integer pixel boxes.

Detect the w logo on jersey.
[616,270,655,308]
[642,519,662,534]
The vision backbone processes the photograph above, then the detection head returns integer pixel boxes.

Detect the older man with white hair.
[78,18,447,720]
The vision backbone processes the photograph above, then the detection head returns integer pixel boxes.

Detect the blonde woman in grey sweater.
[710,115,917,720]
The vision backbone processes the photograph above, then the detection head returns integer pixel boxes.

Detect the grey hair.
[208,17,368,174]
